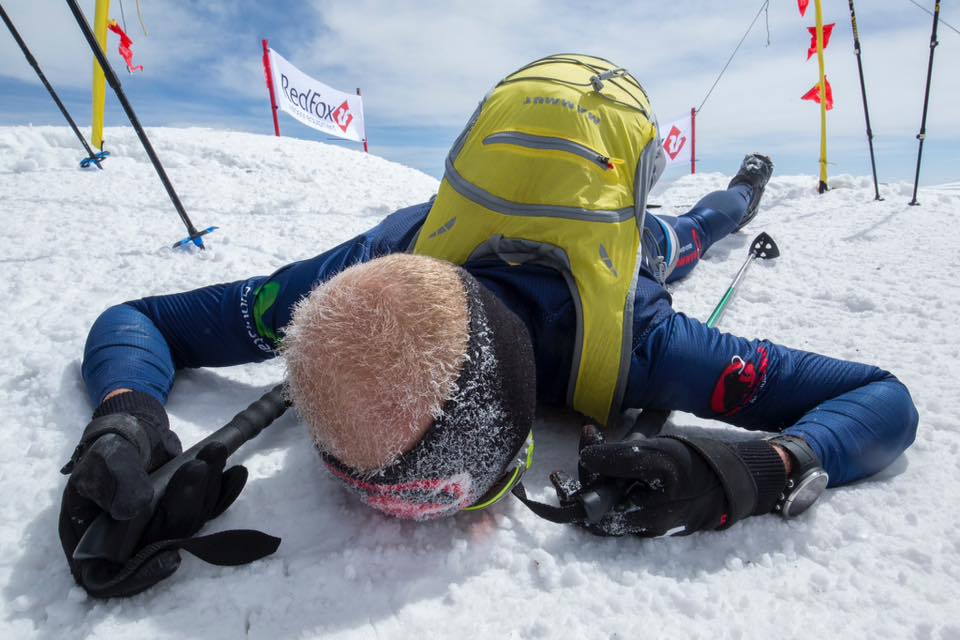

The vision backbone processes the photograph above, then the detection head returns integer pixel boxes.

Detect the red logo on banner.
[332,100,354,133]
[663,125,687,161]
[798,0,810,16]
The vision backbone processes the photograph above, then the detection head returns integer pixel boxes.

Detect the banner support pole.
[261,39,281,137]
[690,107,697,175]
[356,87,368,152]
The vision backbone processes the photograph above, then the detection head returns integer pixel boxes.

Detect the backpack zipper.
[483,132,619,171]
[442,156,634,223]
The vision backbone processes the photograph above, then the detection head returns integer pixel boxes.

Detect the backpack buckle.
[590,68,626,93]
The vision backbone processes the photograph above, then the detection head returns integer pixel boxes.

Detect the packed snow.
[1,126,958,639]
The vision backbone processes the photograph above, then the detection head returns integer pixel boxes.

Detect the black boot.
[728,153,774,230]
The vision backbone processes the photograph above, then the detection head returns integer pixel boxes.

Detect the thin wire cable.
[136,0,148,36]
[907,0,960,36]
[118,0,127,31]
[697,0,770,113]
[764,1,771,45]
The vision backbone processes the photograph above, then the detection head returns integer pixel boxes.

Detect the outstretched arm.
[552,312,919,538]
[625,312,918,486]
[61,203,430,596]
[81,202,429,406]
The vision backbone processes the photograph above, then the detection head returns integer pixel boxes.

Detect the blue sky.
[1,0,957,185]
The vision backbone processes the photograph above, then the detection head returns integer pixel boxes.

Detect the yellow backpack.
[413,54,663,426]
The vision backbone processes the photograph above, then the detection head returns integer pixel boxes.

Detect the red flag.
[801,77,834,110]
[807,23,836,59]
[798,0,810,16]
[108,21,144,73]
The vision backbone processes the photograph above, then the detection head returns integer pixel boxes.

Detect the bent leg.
[650,184,752,283]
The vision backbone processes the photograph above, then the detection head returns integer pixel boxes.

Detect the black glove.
[551,424,787,537]
[59,391,255,598]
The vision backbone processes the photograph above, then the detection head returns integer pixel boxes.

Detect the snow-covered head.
[283,254,536,519]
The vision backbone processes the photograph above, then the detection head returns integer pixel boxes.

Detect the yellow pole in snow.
[814,0,829,193]
[90,0,110,150]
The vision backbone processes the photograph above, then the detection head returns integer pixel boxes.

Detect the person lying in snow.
[59,55,917,598]
[60,153,918,597]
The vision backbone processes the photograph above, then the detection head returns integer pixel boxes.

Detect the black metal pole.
[63,0,206,245]
[847,0,882,201]
[909,0,940,207]
[0,3,103,169]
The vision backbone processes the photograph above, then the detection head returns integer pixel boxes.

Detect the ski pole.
[909,0,941,207]
[63,0,215,248]
[576,231,780,523]
[0,3,104,169]
[73,384,291,564]
[706,231,779,328]
[848,0,882,201]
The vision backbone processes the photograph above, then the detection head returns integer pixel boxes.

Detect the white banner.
[268,48,365,143]
[659,113,692,167]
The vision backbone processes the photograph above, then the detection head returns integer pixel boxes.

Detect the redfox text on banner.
[266,47,366,144]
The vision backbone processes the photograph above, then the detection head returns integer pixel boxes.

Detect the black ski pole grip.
[73,384,291,564]
[577,409,670,523]
[206,384,290,455]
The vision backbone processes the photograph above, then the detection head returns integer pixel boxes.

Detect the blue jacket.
[83,202,918,487]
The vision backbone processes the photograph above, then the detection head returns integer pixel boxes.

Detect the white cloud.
[2,0,956,180]
[1,1,261,89]
[287,0,960,174]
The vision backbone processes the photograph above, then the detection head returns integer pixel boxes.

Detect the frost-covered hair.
[283,254,470,471]
[321,269,537,519]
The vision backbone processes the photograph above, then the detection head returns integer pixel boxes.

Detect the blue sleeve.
[624,312,918,486]
[82,202,430,406]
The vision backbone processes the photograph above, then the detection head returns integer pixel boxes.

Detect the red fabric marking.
[365,495,462,519]
[676,228,703,269]
[325,463,471,518]
[801,77,834,111]
[326,464,466,499]
[108,21,144,73]
[807,23,836,60]
[798,0,810,17]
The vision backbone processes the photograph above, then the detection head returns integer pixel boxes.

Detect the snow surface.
[1,126,958,639]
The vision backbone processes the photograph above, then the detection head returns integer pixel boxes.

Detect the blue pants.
[651,185,752,283]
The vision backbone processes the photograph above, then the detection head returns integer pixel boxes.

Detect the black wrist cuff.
[92,391,180,468]
[732,440,787,515]
[665,435,757,528]
[93,390,169,432]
